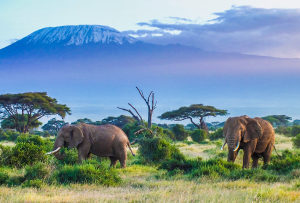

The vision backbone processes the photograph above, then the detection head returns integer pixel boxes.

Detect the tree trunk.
[200,117,209,134]
[148,110,152,128]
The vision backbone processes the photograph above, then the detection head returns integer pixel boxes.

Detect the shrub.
[56,148,78,165]
[275,126,292,136]
[0,134,51,168]
[163,129,176,141]
[54,163,121,186]
[0,130,20,141]
[6,175,25,187]
[209,128,224,140]
[291,126,300,137]
[190,129,207,143]
[25,162,50,180]
[22,179,43,188]
[266,150,300,173]
[293,134,300,148]
[171,124,189,141]
[0,169,9,185]
[138,137,185,163]
[10,142,47,168]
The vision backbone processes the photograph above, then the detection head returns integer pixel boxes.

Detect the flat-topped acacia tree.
[0,92,71,133]
[159,104,228,133]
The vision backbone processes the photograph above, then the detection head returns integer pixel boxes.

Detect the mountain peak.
[17,25,137,46]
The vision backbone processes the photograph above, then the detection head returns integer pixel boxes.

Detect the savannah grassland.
[0,134,299,203]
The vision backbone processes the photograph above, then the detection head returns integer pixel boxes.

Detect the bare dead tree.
[117,86,157,129]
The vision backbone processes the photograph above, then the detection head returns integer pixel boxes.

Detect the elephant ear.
[244,118,262,142]
[70,125,84,148]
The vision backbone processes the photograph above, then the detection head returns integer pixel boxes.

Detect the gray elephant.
[221,116,275,168]
[46,123,135,168]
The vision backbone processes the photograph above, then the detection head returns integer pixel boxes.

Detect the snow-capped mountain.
[12,25,137,46]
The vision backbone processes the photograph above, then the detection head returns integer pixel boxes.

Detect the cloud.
[125,6,300,58]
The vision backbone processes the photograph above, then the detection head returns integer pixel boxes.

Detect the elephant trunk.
[48,136,65,160]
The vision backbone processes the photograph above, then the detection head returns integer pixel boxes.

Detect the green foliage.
[275,126,292,136]
[0,129,20,141]
[209,128,224,140]
[160,158,279,182]
[138,137,185,163]
[54,163,121,186]
[42,118,68,135]
[162,128,176,141]
[171,124,189,141]
[0,134,52,168]
[1,114,42,131]
[291,125,300,137]
[56,148,78,165]
[266,150,300,173]
[22,179,43,188]
[101,115,135,128]
[6,175,25,187]
[0,92,71,133]
[261,115,292,127]
[190,129,207,143]
[25,162,50,180]
[0,169,9,184]
[71,118,101,125]
[292,134,300,148]
[159,104,228,130]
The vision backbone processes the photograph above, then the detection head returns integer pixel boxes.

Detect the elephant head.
[222,116,262,162]
[46,124,84,159]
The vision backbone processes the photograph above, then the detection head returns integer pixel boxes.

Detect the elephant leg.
[77,145,90,163]
[251,153,259,168]
[119,149,127,168]
[262,142,273,165]
[109,157,118,168]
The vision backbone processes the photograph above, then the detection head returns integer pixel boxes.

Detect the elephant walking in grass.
[221,116,275,168]
[46,123,135,168]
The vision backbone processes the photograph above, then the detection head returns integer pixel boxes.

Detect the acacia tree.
[261,115,292,127]
[0,92,71,133]
[42,118,68,135]
[117,87,157,128]
[159,104,228,132]
[1,114,42,130]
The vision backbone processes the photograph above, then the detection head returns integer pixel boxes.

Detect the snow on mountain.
[18,25,137,46]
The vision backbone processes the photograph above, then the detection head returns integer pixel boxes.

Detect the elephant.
[221,115,275,168]
[46,123,135,168]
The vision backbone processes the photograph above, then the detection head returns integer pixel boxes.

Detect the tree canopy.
[42,118,68,135]
[261,115,292,127]
[1,115,42,130]
[0,92,71,132]
[101,115,135,128]
[71,118,102,125]
[159,104,228,131]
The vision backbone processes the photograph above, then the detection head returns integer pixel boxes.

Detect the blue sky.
[1,0,300,57]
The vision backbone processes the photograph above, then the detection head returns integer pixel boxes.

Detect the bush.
[56,148,78,165]
[190,129,207,143]
[54,163,121,186]
[209,128,223,140]
[25,162,50,180]
[292,126,300,137]
[162,129,176,141]
[22,179,43,188]
[138,137,185,163]
[6,175,25,187]
[0,129,20,141]
[0,134,51,168]
[275,126,292,136]
[171,124,189,141]
[266,150,300,173]
[0,169,9,185]
[293,134,300,148]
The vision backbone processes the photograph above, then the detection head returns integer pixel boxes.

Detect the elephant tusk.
[233,141,240,152]
[220,140,227,150]
[46,147,61,155]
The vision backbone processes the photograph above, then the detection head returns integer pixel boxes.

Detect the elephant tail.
[127,142,136,156]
